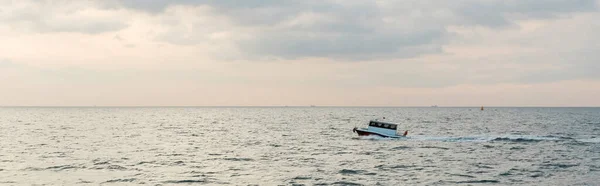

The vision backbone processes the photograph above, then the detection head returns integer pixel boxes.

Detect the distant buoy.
[403,130,408,136]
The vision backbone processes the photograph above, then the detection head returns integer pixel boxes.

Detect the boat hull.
[354,128,404,138]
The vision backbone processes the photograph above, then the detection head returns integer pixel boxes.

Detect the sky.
[1,0,599,107]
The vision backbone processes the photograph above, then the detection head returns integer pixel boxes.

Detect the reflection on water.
[0,107,599,185]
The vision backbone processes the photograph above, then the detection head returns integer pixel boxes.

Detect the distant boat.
[431,105,438,108]
[353,120,408,138]
[481,106,484,111]
[310,105,316,107]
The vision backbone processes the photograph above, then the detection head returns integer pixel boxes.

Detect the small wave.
[356,151,381,155]
[45,164,82,171]
[500,168,546,178]
[157,153,185,157]
[453,179,499,184]
[445,137,489,142]
[543,135,574,140]
[472,163,494,169]
[391,146,412,150]
[375,164,415,170]
[338,169,365,175]
[163,179,208,184]
[331,181,363,185]
[509,146,525,150]
[335,151,351,155]
[540,163,579,169]
[136,161,156,165]
[93,161,110,165]
[223,157,253,161]
[172,161,185,165]
[22,167,43,171]
[107,165,127,170]
[576,138,600,143]
[406,135,488,142]
[530,173,544,178]
[90,164,127,170]
[269,144,282,147]
[492,137,543,142]
[447,173,476,178]
[103,178,136,183]
[492,135,566,143]
[421,146,449,150]
[76,180,93,184]
[403,135,570,143]
[588,165,600,172]
[182,170,205,175]
[293,176,312,180]
[389,165,416,169]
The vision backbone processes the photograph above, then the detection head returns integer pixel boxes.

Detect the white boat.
[353,120,408,138]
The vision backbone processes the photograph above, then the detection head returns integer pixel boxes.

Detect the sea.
[0,107,599,185]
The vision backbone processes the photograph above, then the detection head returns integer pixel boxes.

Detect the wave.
[360,134,599,143]
[103,178,136,183]
[338,169,365,175]
[292,176,312,180]
[575,138,600,143]
[403,135,560,142]
[163,179,208,184]
[330,181,363,185]
[453,180,500,184]
[492,137,546,142]
[223,157,254,161]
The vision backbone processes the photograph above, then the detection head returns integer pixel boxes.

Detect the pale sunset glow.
[1,0,599,106]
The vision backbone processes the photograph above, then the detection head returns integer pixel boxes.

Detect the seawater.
[0,107,599,185]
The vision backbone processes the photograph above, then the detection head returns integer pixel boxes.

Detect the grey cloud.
[114,0,597,60]
[456,0,598,27]
[115,0,296,13]
[0,1,128,34]
[35,20,127,34]
[116,0,598,26]
[239,30,444,60]
[516,49,600,83]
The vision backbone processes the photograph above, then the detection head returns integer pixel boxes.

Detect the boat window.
[391,125,397,130]
[370,122,376,126]
[384,124,389,128]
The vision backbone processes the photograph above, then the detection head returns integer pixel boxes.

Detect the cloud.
[114,0,296,13]
[454,0,598,27]
[0,1,129,34]
[107,0,597,60]
[4,0,593,60]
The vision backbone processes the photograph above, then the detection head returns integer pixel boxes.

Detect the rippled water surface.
[1,107,599,185]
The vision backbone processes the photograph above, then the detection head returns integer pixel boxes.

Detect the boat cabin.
[367,120,398,136]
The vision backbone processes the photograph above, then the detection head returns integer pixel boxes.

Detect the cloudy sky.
[1,0,599,106]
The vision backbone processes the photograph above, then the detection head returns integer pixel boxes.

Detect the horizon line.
[1,105,599,108]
